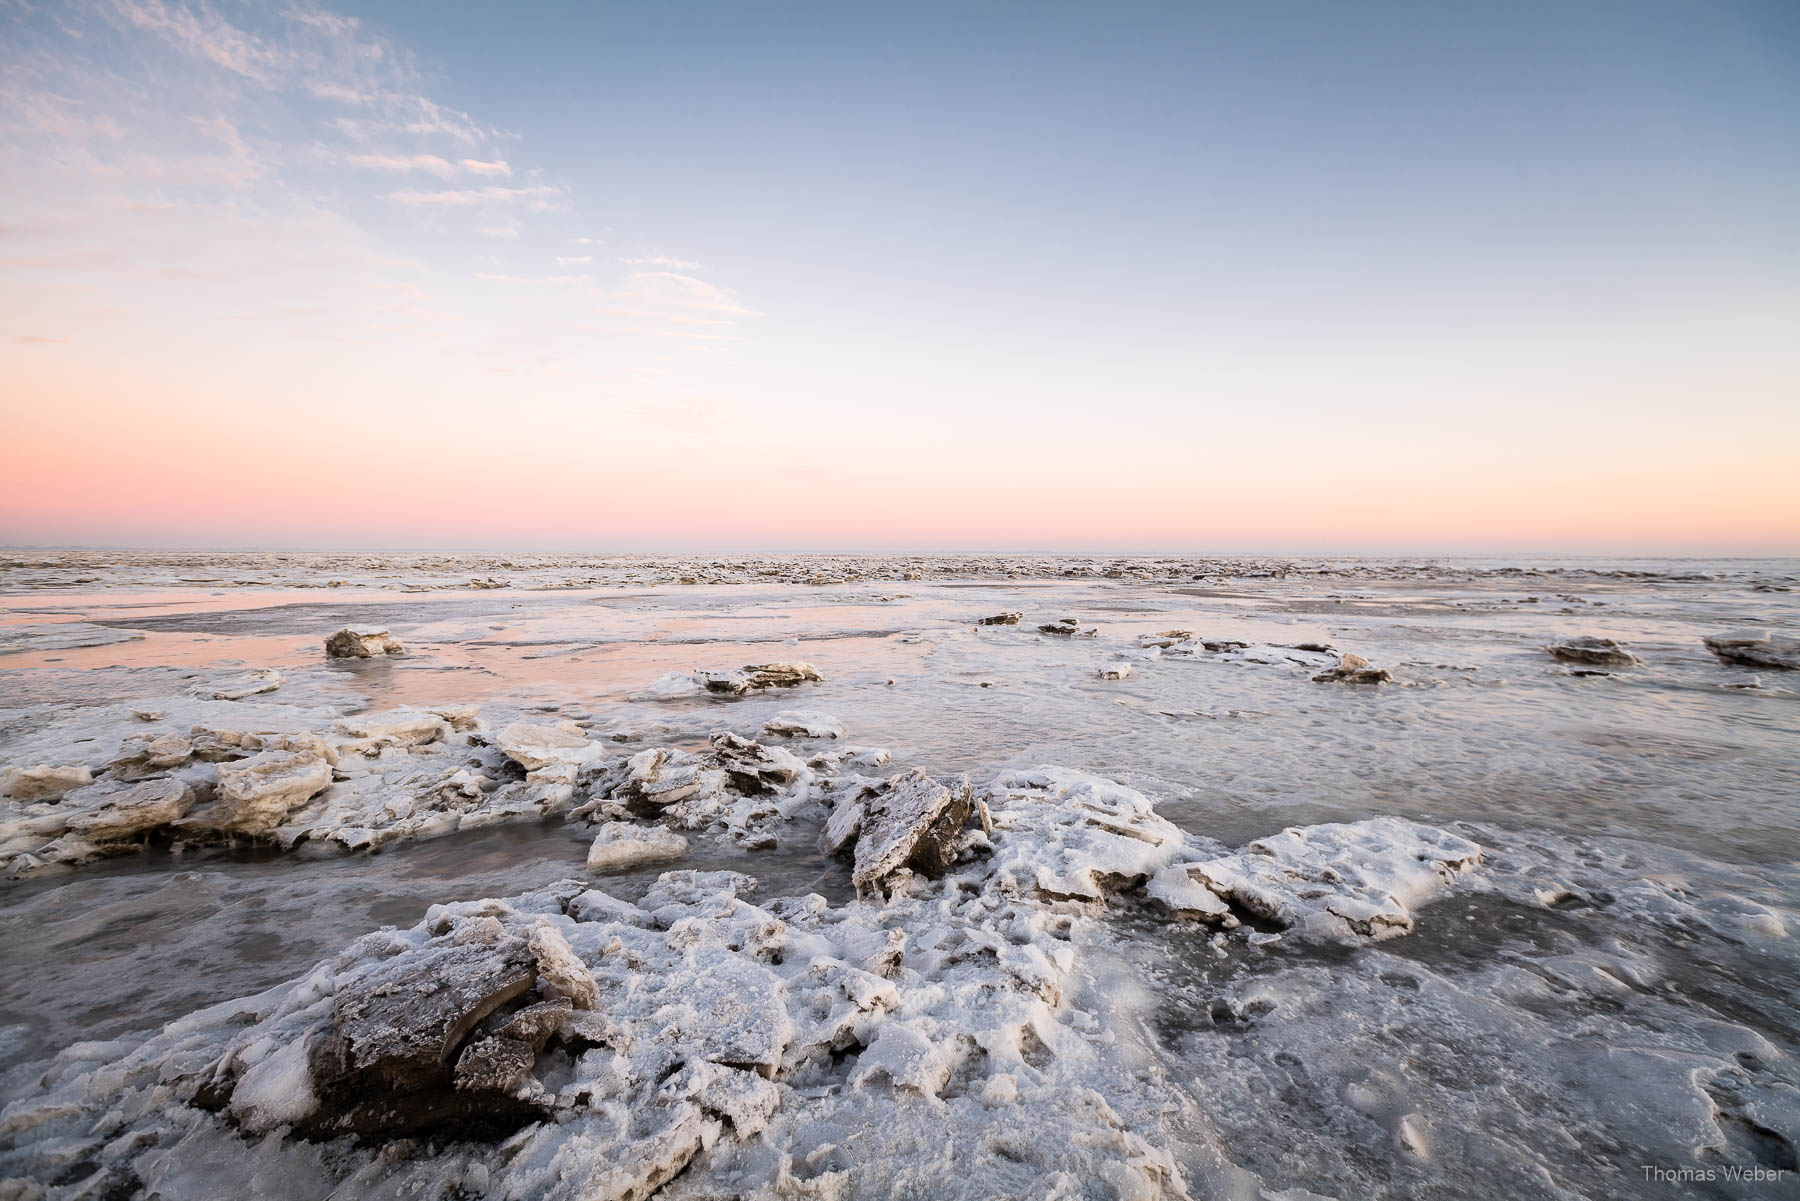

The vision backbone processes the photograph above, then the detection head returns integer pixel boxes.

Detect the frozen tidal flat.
[1,551,1797,1200]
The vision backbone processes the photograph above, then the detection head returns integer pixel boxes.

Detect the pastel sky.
[3,0,1797,554]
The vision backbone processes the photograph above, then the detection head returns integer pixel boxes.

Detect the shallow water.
[2,552,1796,1198]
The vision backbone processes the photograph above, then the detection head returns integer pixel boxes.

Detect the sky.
[2,0,1797,554]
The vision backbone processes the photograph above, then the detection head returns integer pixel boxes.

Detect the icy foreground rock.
[1704,630,1800,670]
[0,759,1493,1201]
[62,778,197,841]
[209,745,335,834]
[586,821,690,870]
[1150,817,1483,940]
[984,767,1187,901]
[1547,635,1637,666]
[830,767,974,897]
[323,627,405,658]
[697,662,824,696]
[762,709,844,740]
[1310,652,1393,685]
[0,764,92,802]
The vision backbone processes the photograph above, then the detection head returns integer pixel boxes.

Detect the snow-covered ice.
[1,551,1797,1200]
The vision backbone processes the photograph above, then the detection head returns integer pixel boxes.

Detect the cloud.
[475,273,586,285]
[0,0,759,385]
[580,270,761,341]
[111,0,281,83]
[610,271,757,317]
[12,335,67,344]
[110,0,492,145]
[621,254,702,271]
[346,152,455,175]
[329,95,491,144]
[362,252,427,270]
[1,249,127,270]
[385,184,563,209]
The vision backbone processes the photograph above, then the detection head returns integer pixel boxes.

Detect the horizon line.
[3,543,1797,562]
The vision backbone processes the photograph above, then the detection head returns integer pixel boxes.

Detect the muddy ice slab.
[1150,817,1483,940]
[1157,638,1341,674]
[578,732,826,845]
[1547,636,1637,667]
[762,709,844,740]
[586,821,690,870]
[1704,630,1800,670]
[826,768,975,896]
[1311,652,1393,684]
[206,668,283,701]
[110,732,196,779]
[333,709,451,752]
[496,720,599,772]
[323,627,405,658]
[3,709,499,873]
[285,934,545,1139]
[281,720,829,856]
[0,778,201,872]
[0,763,92,801]
[62,778,197,841]
[208,741,337,834]
[697,662,824,696]
[983,767,1189,901]
[709,732,809,793]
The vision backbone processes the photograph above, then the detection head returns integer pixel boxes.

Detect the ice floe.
[1150,817,1483,940]
[1547,636,1637,666]
[323,627,404,658]
[1704,630,1800,670]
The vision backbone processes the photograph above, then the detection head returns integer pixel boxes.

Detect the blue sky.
[3,1,1797,551]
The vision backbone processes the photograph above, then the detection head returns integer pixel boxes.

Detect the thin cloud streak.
[384,184,564,208]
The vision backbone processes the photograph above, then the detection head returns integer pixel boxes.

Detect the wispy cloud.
[12,334,67,345]
[0,0,760,393]
[608,271,757,317]
[112,0,282,83]
[622,254,703,271]
[475,272,586,285]
[385,184,564,209]
[580,270,760,341]
[346,152,455,175]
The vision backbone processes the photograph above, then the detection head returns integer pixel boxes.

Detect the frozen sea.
[1,551,1796,1200]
